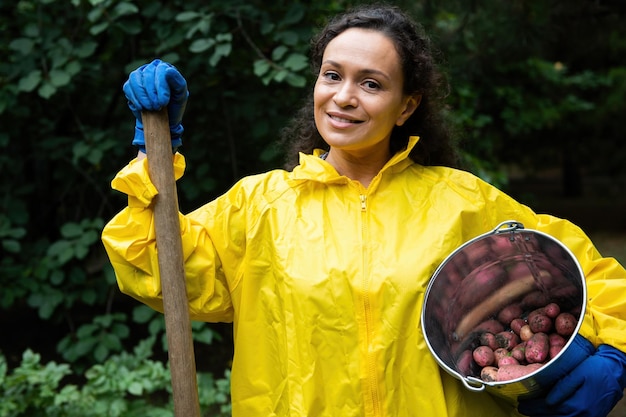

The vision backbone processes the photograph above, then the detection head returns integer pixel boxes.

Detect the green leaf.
[209,43,231,67]
[37,82,56,99]
[189,38,215,53]
[50,269,65,285]
[77,324,97,338]
[286,73,307,88]
[176,11,200,22]
[90,21,109,36]
[75,41,97,58]
[272,45,288,61]
[49,69,71,87]
[9,38,35,55]
[47,239,72,257]
[128,381,143,395]
[193,327,215,345]
[18,70,42,92]
[114,2,139,17]
[61,222,83,238]
[253,59,271,77]
[132,305,156,323]
[2,239,20,253]
[283,53,308,72]
[101,333,122,351]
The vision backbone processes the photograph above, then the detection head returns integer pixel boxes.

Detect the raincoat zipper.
[359,192,382,416]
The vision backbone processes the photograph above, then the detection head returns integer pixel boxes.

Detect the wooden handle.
[143,109,201,417]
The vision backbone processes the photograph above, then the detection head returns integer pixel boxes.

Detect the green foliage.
[0,338,231,417]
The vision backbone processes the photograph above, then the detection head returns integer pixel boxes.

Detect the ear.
[396,94,422,126]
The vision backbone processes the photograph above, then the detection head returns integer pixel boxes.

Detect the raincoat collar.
[291,136,420,184]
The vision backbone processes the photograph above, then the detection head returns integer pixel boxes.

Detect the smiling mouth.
[329,114,362,124]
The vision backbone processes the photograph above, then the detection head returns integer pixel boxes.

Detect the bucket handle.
[462,376,487,392]
[493,220,525,234]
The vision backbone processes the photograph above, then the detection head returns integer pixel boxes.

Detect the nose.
[333,81,358,108]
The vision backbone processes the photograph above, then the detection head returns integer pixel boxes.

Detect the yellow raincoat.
[102,136,626,417]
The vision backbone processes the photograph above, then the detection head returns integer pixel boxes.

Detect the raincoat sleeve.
[470,177,626,353]
[531,215,626,352]
[101,153,236,323]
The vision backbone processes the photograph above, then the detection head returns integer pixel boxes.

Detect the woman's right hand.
[123,59,189,153]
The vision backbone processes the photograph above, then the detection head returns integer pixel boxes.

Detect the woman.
[102,4,626,417]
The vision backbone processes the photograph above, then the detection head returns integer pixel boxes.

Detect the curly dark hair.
[279,3,460,170]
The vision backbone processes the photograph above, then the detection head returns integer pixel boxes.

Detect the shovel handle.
[142,109,201,417]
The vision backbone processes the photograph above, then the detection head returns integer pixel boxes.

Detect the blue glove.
[123,59,189,152]
[518,335,626,417]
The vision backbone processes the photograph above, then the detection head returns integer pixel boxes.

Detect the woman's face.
[313,28,419,158]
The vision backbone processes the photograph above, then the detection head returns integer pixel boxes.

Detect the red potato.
[522,290,551,310]
[550,285,579,304]
[542,302,561,319]
[497,363,543,382]
[456,349,474,376]
[496,331,520,350]
[497,304,524,326]
[555,312,578,337]
[494,348,510,364]
[528,313,553,334]
[489,234,518,254]
[498,356,520,367]
[550,344,564,359]
[519,324,534,342]
[456,267,507,311]
[525,332,550,364]
[481,366,499,382]
[479,332,499,351]
[473,346,496,367]
[549,333,566,348]
[511,342,527,363]
[510,318,527,335]
[464,240,493,270]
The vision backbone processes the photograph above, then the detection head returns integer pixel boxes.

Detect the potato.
[519,324,534,342]
[555,312,577,337]
[522,290,550,310]
[510,318,526,335]
[542,302,561,319]
[550,344,564,359]
[473,345,495,367]
[479,332,499,351]
[481,366,499,382]
[528,313,553,334]
[497,363,543,381]
[497,304,524,326]
[549,333,566,348]
[456,349,474,376]
[498,356,520,367]
[494,348,510,364]
[496,331,520,350]
[511,342,527,363]
[525,332,550,364]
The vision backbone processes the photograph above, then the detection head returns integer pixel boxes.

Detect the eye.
[363,80,381,90]
[322,71,341,81]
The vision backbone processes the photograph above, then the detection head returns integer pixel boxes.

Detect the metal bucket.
[421,221,587,402]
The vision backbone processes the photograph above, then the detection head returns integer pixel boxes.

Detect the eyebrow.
[321,59,392,82]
